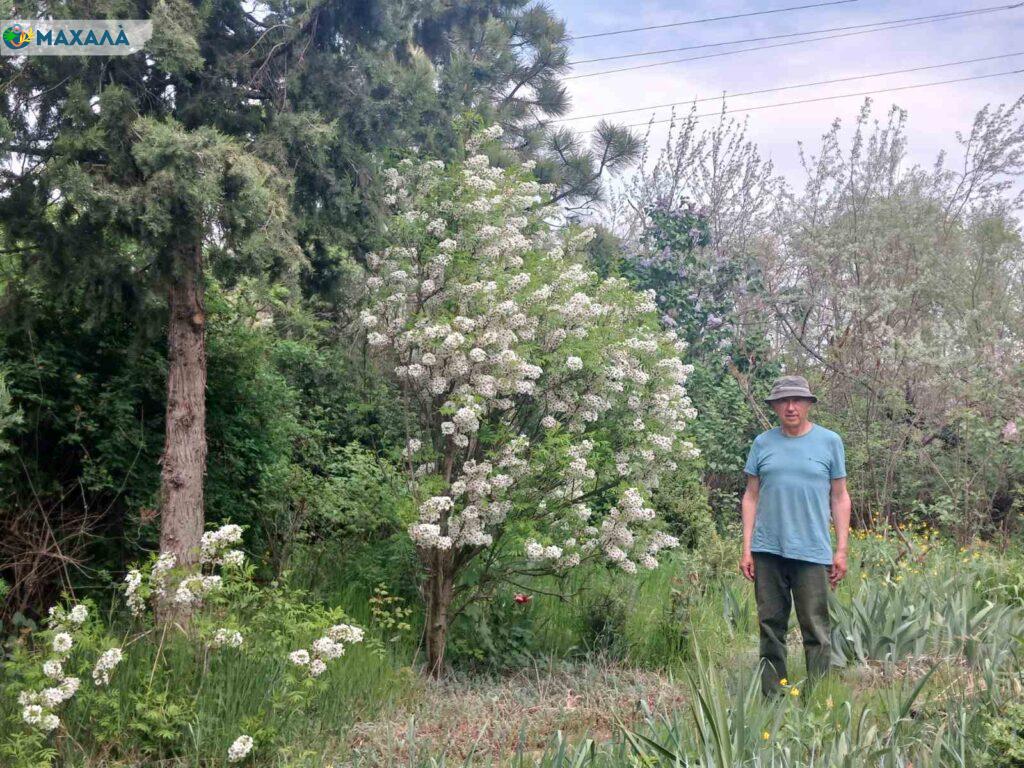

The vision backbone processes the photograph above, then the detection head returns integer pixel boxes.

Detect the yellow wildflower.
[762,731,770,740]
[779,678,788,686]
[790,687,800,697]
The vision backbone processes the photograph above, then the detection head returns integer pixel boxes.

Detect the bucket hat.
[764,374,817,404]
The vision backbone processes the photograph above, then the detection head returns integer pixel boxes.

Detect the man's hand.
[740,550,755,581]
[829,550,848,590]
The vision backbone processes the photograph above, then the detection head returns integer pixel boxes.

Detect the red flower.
[514,593,532,604]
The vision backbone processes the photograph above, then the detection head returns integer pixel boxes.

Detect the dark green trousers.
[753,551,832,698]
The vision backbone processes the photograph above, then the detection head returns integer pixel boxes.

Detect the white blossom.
[59,677,80,700]
[68,604,88,625]
[52,633,73,656]
[222,549,245,568]
[327,624,365,644]
[213,629,244,649]
[125,569,145,616]
[228,735,254,763]
[312,636,345,660]
[92,648,123,686]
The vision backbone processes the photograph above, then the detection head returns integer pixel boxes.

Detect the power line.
[557,52,1024,122]
[568,5,1016,66]
[567,0,860,41]
[566,4,1023,80]
[580,68,1024,133]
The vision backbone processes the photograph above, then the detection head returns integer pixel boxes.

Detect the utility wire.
[569,4,1017,66]
[567,4,1023,80]
[580,68,1024,133]
[557,52,1024,122]
[567,0,859,41]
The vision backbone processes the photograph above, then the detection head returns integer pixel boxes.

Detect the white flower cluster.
[124,569,145,616]
[525,541,564,561]
[288,622,365,678]
[53,632,73,655]
[47,602,88,632]
[173,574,223,606]
[228,734,254,763]
[128,524,245,616]
[19,602,92,732]
[149,552,178,602]
[366,126,699,578]
[200,523,245,567]
[212,628,244,649]
[92,647,124,686]
[465,123,504,152]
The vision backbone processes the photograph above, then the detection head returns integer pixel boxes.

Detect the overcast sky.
[545,0,1024,195]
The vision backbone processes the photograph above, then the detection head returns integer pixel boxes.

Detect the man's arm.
[739,474,759,581]
[829,477,851,588]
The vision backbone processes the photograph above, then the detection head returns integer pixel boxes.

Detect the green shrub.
[983,702,1024,767]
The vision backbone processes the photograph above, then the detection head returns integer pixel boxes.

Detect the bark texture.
[158,239,207,620]
[423,552,454,679]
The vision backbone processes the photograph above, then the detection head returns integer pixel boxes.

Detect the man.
[739,374,851,698]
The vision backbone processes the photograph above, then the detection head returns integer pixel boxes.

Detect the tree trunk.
[158,238,207,621]
[423,553,454,679]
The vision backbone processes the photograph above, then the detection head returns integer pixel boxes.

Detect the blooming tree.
[360,125,702,675]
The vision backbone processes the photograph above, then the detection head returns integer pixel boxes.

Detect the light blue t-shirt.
[744,423,846,565]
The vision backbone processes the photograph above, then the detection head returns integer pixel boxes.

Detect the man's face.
[770,396,813,427]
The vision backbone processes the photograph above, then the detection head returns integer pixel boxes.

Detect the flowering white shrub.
[14,525,248,741]
[10,524,367,762]
[363,125,700,672]
[17,603,93,735]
